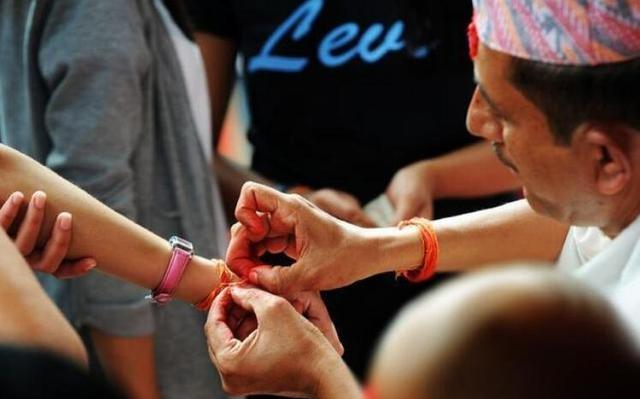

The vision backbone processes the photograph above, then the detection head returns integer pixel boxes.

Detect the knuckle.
[265,296,289,313]
[241,181,258,194]
[289,193,306,203]
[230,222,243,236]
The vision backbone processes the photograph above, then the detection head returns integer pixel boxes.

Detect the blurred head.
[368,267,640,399]
[465,0,640,234]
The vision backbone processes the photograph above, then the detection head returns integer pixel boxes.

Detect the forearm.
[0,230,87,366]
[364,200,569,275]
[434,199,569,270]
[194,32,236,141]
[0,144,228,304]
[426,141,520,199]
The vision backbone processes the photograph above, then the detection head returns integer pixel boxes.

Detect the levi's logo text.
[248,0,429,73]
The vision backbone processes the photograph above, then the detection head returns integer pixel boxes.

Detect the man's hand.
[205,286,345,397]
[386,160,437,223]
[227,183,380,294]
[0,191,96,278]
[302,188,375,228]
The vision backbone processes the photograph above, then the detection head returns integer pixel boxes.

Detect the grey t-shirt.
[0,1,229,398]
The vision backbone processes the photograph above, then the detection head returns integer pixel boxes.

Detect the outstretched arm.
[0,144,228,304]
[227,183,569,294]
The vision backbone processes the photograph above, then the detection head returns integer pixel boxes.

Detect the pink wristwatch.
[150,236,194,304]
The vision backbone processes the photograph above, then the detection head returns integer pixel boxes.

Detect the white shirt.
[557,215,640,339]
[153,0,229,254]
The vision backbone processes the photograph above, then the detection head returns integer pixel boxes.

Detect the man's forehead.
[473,46,513,101]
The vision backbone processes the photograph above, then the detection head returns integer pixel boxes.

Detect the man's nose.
[466,87,502,142]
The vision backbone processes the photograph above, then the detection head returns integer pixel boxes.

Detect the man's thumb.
[250,265,297,294]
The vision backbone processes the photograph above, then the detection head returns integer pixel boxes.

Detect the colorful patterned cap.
[472,0,640,65]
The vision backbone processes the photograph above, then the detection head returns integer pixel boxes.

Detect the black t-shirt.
[187,0,485,206]
[0,346,123,399]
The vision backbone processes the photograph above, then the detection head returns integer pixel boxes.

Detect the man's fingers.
[300,292,344,355]
[235,314,258,341]
[235,183,281,239]
[227,225,263,277]
[14,191,46,255]
[264,236,290,254]
[0,191,24,230]
[52,258,97,279]
[206,288,240,357]
[248,265,300,294]
[228,286,293,322]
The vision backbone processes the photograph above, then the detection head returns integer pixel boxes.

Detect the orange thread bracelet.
[397,218,439,283]
[194,262,240,311]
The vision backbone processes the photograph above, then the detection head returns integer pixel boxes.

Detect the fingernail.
[33,191,46,209]
[249,271,259,285]
[58,213,72,230]
[85,259,97,270]
[11,192,24,205]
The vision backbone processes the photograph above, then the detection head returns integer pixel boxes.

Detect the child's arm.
[0,144,231,305]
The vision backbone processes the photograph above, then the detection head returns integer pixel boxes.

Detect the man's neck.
[601,192,640,238]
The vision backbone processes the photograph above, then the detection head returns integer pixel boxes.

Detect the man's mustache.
[492,142,519,173]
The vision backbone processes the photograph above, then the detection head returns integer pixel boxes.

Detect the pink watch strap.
[151,237,194,304]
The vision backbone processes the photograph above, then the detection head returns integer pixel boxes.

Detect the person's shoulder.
[40,0,151,67]
[43,0,150,43]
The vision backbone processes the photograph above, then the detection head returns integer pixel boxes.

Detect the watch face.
[169,236,194,253]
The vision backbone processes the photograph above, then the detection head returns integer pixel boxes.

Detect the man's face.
[466,44,594,224]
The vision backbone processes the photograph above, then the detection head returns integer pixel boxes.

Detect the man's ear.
[580,127,631,196]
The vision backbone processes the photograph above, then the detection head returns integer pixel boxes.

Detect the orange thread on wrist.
[194,262,241,311]
[397,218,439,283]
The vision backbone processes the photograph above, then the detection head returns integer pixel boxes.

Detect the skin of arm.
[0,229,88,367]
[387,141,521,221]
[194,32,237,147]
[228,183,570,294]
[0,144,228,305]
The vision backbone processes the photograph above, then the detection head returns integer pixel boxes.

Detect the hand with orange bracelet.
[227,182,428,295]
[227,182,568,295]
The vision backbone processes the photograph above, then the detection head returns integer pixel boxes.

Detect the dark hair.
[509,57,640,145]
